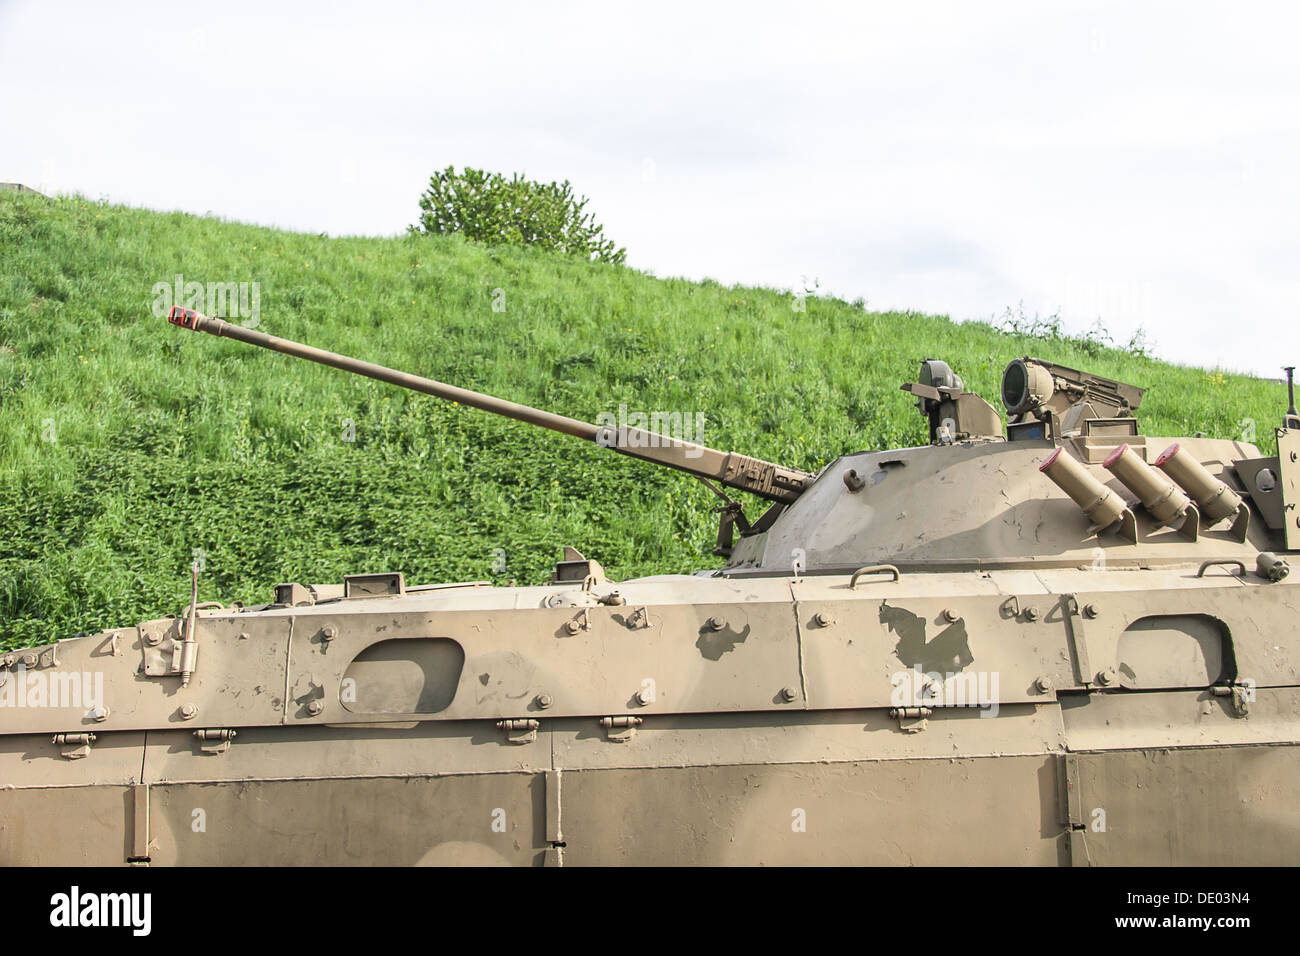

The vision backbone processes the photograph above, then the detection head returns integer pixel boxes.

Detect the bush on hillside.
[414,166,626,265]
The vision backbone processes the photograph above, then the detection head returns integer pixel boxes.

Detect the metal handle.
[1195,559,1245,579]
[849,565,901,589]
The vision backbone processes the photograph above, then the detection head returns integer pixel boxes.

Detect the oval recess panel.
[1115,614,1229,689]
[342,638,465,714]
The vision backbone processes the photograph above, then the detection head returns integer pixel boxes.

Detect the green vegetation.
[415,166,625,264]
[0,190,1285,648]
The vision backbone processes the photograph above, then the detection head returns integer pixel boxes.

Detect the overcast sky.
[3,0,1296,376]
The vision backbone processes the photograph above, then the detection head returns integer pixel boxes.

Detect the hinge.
[193,728,237,754]
[598,715,642,742]
[496,718,539,745]
[1212,683,1253,718]
[140,623,197,678]
[53,732,95,759]
[129,784,151,865]
[888,706,932,733]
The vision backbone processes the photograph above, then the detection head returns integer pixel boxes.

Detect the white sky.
[3,0,1297,376]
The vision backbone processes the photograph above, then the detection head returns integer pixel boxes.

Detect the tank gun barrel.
[166,307,812,504]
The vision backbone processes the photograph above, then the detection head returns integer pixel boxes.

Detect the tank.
[1,306,1297,866]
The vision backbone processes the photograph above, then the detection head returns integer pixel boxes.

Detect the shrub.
[414,166,626,265]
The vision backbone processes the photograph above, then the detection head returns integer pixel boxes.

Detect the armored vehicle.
[1,307,1297,865]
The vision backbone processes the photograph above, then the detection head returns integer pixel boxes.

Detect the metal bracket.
[496,718,539,745]
[599,715,642,743]
[710,498,751,557]
[1062,595,1094,686]
[1176,503,1201,541]
[1279,429,1299,550]
[141,621,198,679]
[1115,507,1139,544]
[193,728,237,754]
[53,732,95,759]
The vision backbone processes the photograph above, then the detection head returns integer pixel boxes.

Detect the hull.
[3,709,1297,865]
[3,566,1297,866]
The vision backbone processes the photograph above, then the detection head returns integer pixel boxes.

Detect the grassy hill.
[0,190,1285,648]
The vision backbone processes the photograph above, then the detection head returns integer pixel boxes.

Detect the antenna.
[1285,366,1299,429]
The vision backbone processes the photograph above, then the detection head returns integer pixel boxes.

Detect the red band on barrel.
[1039,448,1063,471]
[1103,443,1130,468]
[1154,443,1180,467]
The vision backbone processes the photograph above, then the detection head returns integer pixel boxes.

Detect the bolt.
[706,616,726,631]
[91,704,111,722]
[943,608,960,623]
[180,703,198,720]
[636,688,653,705]
[238,631,250,641]
[535,694,553,710]
[22,653,37,668]
[321,625,337,641]
[813,611,834,628]
[564,619,581,635]
[1096,669,1115,686]
[780,686,798,702]
[1035,675,1053,694]
[843,469,866,492]
[306,699,324,716]
[1083,603,1100,619]
[1023,607,1039,622]
[144,629,162,646]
